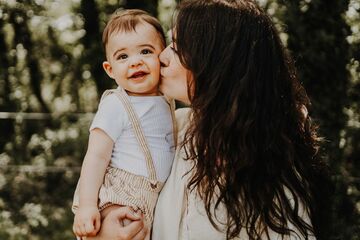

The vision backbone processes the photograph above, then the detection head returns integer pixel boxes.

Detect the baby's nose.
[130,56,144,67]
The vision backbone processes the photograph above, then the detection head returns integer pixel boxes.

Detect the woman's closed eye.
[170,43,178,54]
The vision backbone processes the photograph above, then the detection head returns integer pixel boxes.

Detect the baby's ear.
[102,61,114,79]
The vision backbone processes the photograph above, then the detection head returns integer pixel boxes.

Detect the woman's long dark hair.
[175,0,328,239]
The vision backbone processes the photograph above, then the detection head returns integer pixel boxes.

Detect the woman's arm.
[73,128,113,237]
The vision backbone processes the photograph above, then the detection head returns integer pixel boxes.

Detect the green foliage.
[0,114,90,239]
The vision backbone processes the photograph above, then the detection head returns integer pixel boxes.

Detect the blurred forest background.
[0,0,359,239]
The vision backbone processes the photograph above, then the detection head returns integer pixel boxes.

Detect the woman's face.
[159,41,192,104]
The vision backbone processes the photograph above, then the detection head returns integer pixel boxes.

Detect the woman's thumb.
[111,206,141,221]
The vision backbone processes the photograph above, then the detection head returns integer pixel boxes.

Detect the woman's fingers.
[110,208,145,239]
[87,206,146,240]
[109,206,141,222]
[125,221,148,240]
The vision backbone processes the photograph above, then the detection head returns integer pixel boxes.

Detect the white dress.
[152,108,316,240]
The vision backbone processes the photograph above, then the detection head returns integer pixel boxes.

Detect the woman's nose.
[159,47,169,67]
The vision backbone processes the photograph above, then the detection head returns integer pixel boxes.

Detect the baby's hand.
[73,206,101,237]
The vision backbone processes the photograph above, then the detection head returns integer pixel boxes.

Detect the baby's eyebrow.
[138,44,155,50]
[113,48,126,57]
[112,44,155,57]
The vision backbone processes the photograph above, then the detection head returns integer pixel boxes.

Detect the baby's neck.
[125,90,161,97]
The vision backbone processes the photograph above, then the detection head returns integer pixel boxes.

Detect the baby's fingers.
[94,215,101,234]
[72,224,79,236]
[85,221,96,235]
[87,216,101,236]
[73,223,86,237]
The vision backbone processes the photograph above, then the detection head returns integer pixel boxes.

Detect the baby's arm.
[73,128,114,237]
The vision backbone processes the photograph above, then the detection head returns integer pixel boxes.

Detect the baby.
[72,9,176,239]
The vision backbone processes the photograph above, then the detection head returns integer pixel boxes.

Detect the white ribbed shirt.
[90,94,175,182]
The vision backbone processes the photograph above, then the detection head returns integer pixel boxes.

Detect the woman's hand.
[87,206,147,240]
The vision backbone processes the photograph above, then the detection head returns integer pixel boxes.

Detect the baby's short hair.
[102,9,166,50]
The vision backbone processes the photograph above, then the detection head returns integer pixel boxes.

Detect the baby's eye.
[117,54,128,60]
[141,49,153,55]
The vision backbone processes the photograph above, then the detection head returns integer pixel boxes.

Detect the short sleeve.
[90,94,127,142]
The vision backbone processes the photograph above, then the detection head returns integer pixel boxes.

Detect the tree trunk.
[9,8,50,113]
[80,0,112,96]
[0,17,15,152]
[124,0,159,16]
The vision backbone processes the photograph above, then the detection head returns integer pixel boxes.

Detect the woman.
[93,0,328,239]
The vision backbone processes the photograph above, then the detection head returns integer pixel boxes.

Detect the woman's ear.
[103,61,114,79]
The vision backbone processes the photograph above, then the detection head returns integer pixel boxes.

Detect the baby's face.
[103,22,164,96]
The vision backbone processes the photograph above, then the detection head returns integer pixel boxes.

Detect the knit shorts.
[72,166,164,225]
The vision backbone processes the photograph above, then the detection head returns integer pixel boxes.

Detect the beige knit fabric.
[72,88,176,225]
